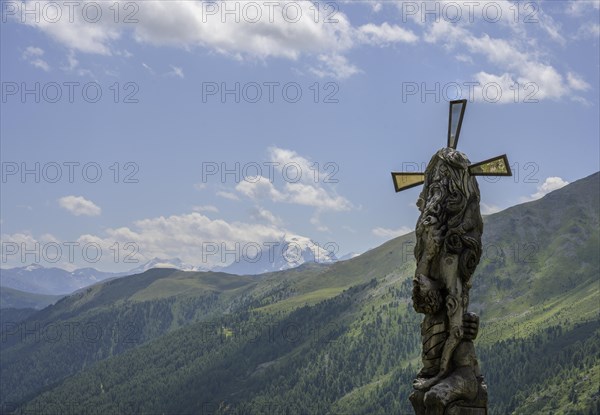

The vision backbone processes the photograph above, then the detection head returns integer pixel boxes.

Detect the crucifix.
[391,99,512,193]
[391,99,511,415]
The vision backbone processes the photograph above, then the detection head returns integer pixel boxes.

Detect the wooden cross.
[391,99,512,192]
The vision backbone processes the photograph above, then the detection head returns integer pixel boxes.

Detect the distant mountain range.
[0,235,342,296]
[0,264,126,296]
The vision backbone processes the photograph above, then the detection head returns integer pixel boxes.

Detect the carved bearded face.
[412,274,444,315]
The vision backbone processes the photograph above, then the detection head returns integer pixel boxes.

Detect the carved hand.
[413,376,441,391]
[462,312,479,341]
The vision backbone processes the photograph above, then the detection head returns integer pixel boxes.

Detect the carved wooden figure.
[391,100,512,415]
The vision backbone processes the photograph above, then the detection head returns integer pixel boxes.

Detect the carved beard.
[412,279,444,315]
[418,181,447,232]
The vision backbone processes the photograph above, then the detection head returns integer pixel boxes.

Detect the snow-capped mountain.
[217,235,338,275]
[127,257,207,274]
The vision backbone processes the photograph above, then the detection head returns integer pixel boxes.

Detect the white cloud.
[570,95,592,106]
[424,20,579,102]
[19,2,121,55]
[22,46,50,71]
[217,191,239,201]
[0,232,42,267]
[284,182,352,210]
[372,226,412,238]
[31,59,51,71]
[464,34,566,100]
[235,147,352,212]
[521,177,569,202]
[16,1,354,59]
[91,212,292,268]
[575,22,600,39]
[60,50,94,77]
[131,2,354,59]
[194,183,207,191]
[1,212,290,269]
[309,214,329,233]
[116,49,133,58]
[2,231,57,245]
[14,2,424,80]
[64,50,79,70]
[249,206,282,226]
[142,62,155,74]
[481,202,501,215]
[13,0,588,89]
[456,54,473,64]
[567,72,590,91]
[1,207,339,270]
[58,196,101,216]
[237,178,284,201]
[567,0,600,16]
[407,0,568,44]
[472,72,520,104]
[536,12,565,45]
[168,65,184,78]
[358,22,418,45]
[192,205,219,213]
[23,46,44,57]
[0,232,38,249]
[530,177,569,200]
[309,53,361,80]
[0,232,79,270]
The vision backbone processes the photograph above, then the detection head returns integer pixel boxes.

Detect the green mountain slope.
[0,268,259,407]
[472,172,599,345]
[3,172,599,415]
[0,287,63,310]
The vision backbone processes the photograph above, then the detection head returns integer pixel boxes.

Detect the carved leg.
[409,390,428,415]
[419,367,478,415]
[423,389,447,415]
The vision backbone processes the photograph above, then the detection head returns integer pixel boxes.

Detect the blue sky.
[1,0,599,271]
